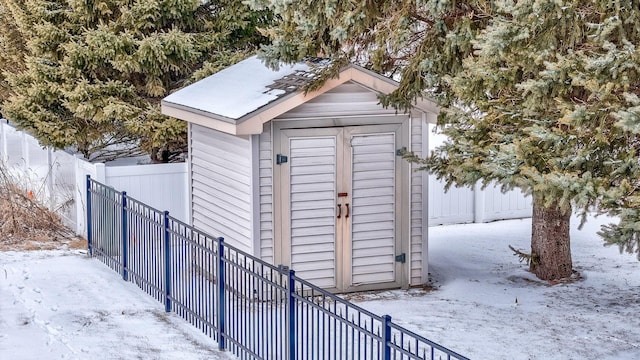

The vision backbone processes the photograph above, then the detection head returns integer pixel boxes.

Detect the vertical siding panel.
[410,117,423,285]
[190,124,253,253]
[259,124,274,263]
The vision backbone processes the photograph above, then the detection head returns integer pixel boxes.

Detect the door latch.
[276,154,288,165]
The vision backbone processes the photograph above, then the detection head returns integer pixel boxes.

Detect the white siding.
[410,117,424,285]
[259,124,274,263]
[276,82,398,119]
[190,124,253,253]
[350,133,396,285]
[289,136,337,289]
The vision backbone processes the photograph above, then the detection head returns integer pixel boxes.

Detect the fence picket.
[218,237,226,351]
[86,175,93,256]
[164,210,171,312]
[122,191,128,281]
[287,269,296,360]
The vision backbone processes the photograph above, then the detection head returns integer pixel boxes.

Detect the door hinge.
[276,154,288,165]
[396,147,407,156]
[395,253,406,263]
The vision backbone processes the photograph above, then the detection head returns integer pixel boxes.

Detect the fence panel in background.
[427,180,533,226]
[105,163,189,223]
[428,180,475,225]
[87,177,469,360]
[0,119,189,237]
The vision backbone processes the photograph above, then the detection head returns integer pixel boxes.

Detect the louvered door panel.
[289,136,337,288]
[350,133,396,285]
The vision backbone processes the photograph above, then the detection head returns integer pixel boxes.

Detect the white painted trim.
[406,115,413,288]
[421,112,431,284]
[400,120,411,289]
[271,121,285,267]
[162,104,238,135]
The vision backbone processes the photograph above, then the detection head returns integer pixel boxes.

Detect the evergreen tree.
[0,0,269,162]
[0,0,27,105]
[252,0,640,280]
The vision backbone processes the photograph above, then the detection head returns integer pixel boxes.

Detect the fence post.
[46,148,54,211]
[21,131,28,171]
[287,269,296,360]
[217,237,226,351]
[121,191,128,281]
[382,315,392,360]
[0,119,7,163]
[86,175,92,256]
[164,211,172,312]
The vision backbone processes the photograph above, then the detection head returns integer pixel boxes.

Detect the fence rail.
[87,176,469,360]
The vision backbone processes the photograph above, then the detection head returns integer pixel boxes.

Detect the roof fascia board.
[162,102,238,135]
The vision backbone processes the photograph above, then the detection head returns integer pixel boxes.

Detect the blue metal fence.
[87,176,469,360]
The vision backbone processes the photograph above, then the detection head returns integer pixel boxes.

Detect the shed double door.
[277,124,404,292]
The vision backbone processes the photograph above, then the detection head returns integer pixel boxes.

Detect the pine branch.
[509,245,539,266]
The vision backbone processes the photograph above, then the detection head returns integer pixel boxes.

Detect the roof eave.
[161,100,239,135]
[161,64,440,135]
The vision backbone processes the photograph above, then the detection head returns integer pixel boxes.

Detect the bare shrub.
[0,163,83,251]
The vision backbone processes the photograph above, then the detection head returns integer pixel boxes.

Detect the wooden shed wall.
[190,124,253,253]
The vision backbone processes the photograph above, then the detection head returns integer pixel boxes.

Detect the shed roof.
[161,56,438,135]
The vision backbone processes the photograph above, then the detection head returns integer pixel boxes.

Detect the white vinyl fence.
[428,180,532,225]
[0,119,189,237]
[427,124,532,225]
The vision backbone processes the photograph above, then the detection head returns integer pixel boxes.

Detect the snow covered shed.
[161,56,438,293]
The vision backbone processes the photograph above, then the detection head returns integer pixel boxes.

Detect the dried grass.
[0,164,85,251]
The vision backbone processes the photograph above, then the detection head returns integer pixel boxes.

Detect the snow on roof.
[163,56,310,121]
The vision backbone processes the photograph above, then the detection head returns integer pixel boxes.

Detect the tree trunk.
[530,196,572,280]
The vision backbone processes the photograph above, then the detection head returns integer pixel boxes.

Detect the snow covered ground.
[1,215,639,360]
[0,250,233,360]
[351,215,640,360]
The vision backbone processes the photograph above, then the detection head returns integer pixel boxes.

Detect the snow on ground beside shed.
[350,215,640,360]
[0,250,234,360]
